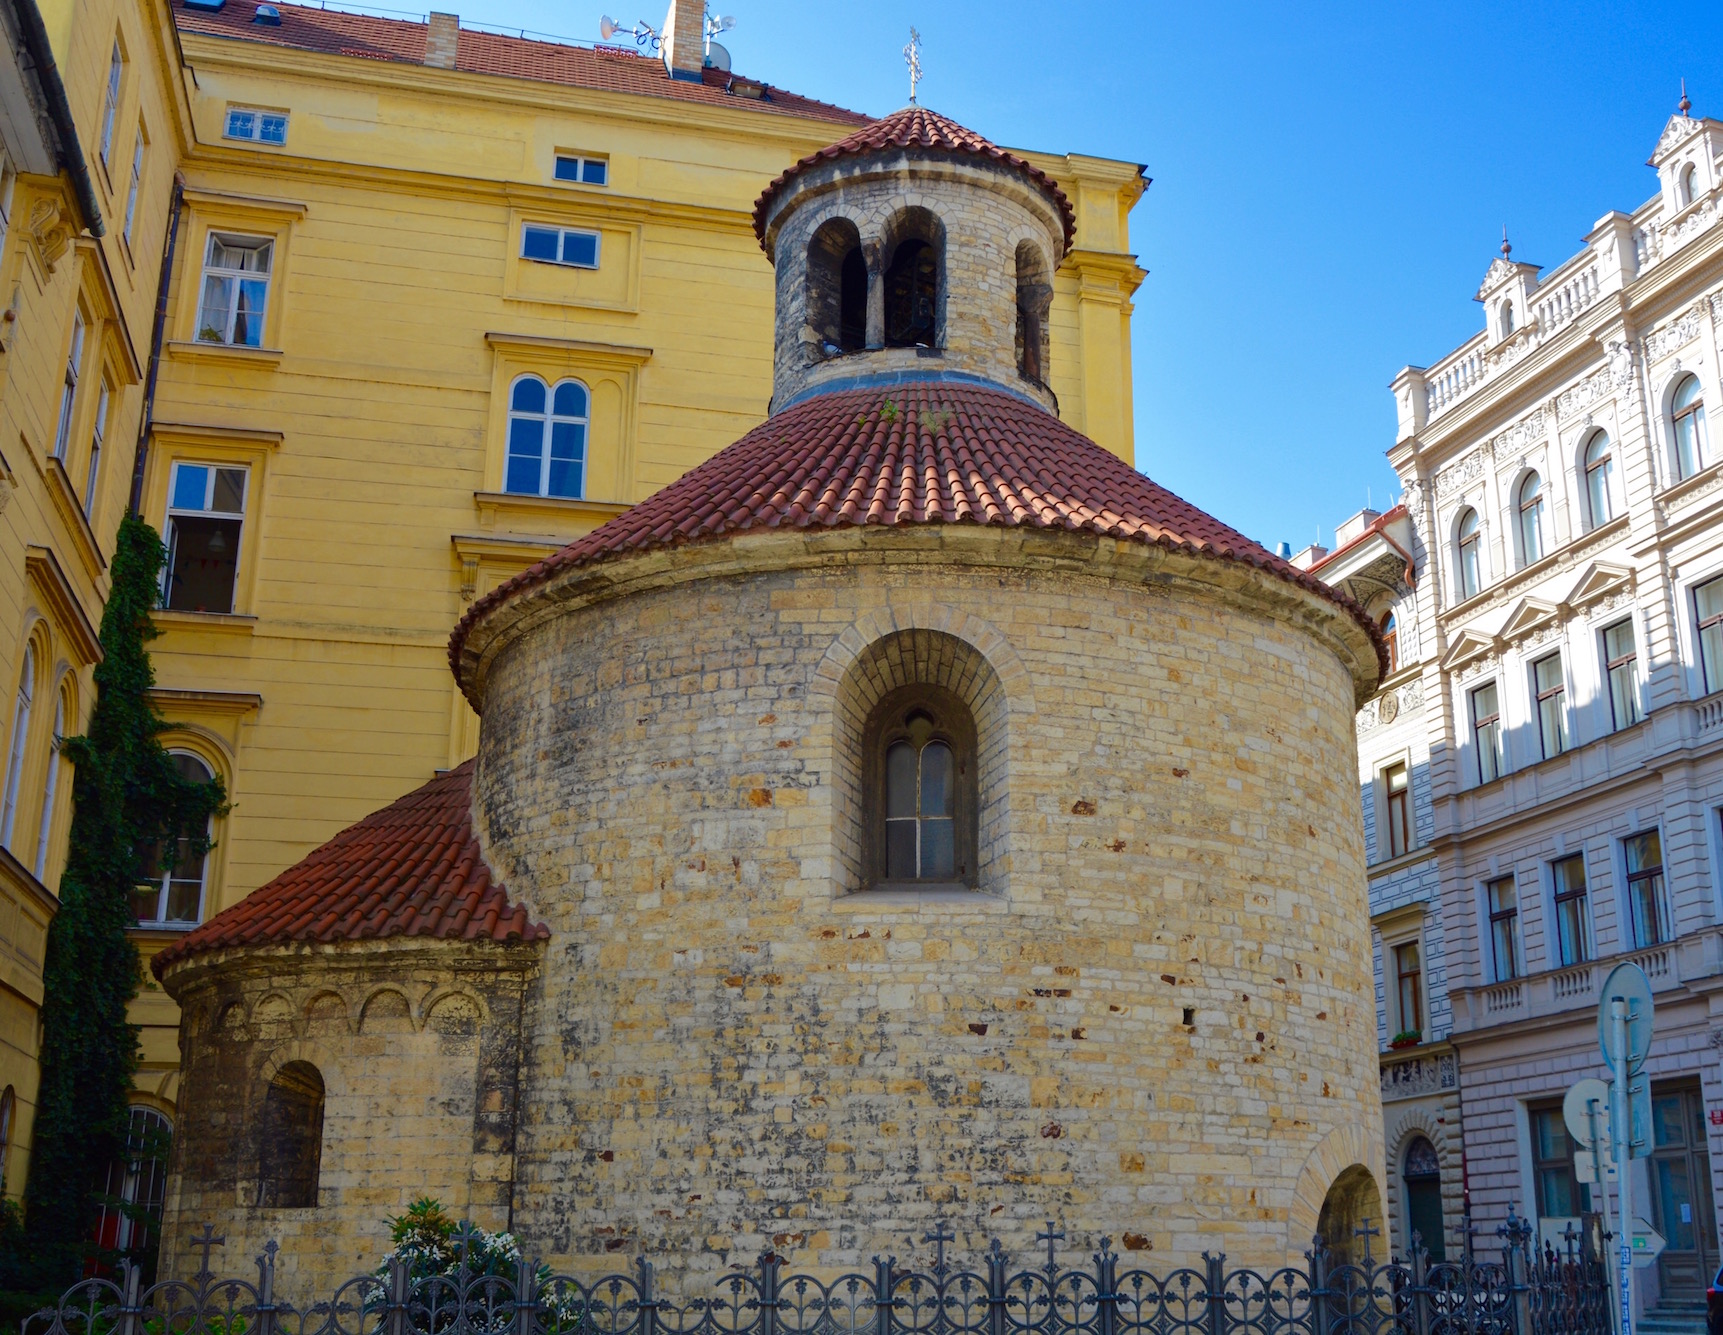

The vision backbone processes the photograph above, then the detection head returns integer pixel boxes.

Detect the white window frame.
[85,380,111,515]
[133,751,214,928]
[161,461,249,613]
[53,312,84,461]
[99,40,122,165]
[194,233,273,348]
[504,375,589,500]
[32,690,63,881]
[1532,650,1568,760]
[222,106,288,145]
[1485,872,1522,983]
[0,643,34,850]
[1672,373,1709,481]
[1601,616,1642,730]
[1517,472,1546,567]
[1470,680,1502,785]
[520,223,601,270]
[1549,851,1592,968]
[1583,430,1615,529]
[122,128,145,246]
[553,153,609,186]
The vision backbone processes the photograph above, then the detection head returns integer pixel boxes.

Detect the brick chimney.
[425,11,459,69]
[660,0,704,81]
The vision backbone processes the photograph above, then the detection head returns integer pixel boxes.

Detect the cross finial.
[1501,225,1512,260]
[1352,1217,1381,1263]
[189,1222,227,1284]
[904,27,922,104]
[923,1221,955,1275]
[1036,1220,1065,1272]
[1681,79,1692,116]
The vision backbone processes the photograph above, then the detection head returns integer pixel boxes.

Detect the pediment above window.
[1562,561,1634,611]
[1440,628,1497,672]
[1497,597,1560,642]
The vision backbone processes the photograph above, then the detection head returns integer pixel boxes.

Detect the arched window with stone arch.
[0,639,37,851]
[1014,240,1052,385]
[1681,163,1699,207]
[1499,299,1515,339]
[1454,508,1482,601]
[33,677,70,882]
[258,1060,325,1208]
[806,217,866,355]
[133,751,217,926]
[866,683,977,885]
[1377,607,1398,675]
[882,207,944,348]
[1583,430,1616,528]
[505,375,588,499]
[1401,1135,1445,1261]
[1516,472,1545,566]
[1672,373,1709,480]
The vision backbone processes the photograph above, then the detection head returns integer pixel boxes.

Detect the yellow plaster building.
[0,0,1147,1195]
[0,0,189,1197]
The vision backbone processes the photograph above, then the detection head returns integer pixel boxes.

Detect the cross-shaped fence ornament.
[1037,1220,1065,1272]
[189,1222,227,1282]
[923,1221,955,1276]
[1353,1217,1381,1264]
[453,1219,484,1275]
[903,28,922,105]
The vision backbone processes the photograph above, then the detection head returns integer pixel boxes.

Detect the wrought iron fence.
[22,1213,1612,1335]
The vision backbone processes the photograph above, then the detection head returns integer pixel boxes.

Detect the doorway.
[1648,1083,1718,1303]
[1402,1136,1447,1262]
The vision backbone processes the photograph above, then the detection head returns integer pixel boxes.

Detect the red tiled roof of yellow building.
[152,760,543,974]
[172,0,870,124]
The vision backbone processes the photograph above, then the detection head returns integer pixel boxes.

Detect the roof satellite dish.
[599,15,618,39]
[705,39,731,70]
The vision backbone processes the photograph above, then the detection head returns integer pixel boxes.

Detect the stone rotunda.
[157,106,1387,1295]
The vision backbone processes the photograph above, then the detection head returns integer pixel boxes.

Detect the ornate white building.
[1297,102,1723,1316]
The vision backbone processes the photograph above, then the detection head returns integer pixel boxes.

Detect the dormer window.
[1499,300,1515,339]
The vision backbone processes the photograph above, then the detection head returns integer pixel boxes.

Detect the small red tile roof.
[153,760,544,975]
[450,380,1386,690]
[172,0,870,125]
[753,105,1076,254]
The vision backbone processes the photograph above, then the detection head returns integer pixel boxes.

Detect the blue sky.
[435,0,1723,549]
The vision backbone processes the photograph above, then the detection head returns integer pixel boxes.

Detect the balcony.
[1450,929,1723,1034]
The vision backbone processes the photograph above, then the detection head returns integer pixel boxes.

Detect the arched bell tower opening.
[1015,240,1052,385]
[882,206,944,348]
[807,217,867,355]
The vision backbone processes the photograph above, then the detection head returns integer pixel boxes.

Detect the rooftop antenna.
[1680,78,1692,116]
[904,26,922,104]
[1500,225,1511,259]
[704,10,734,59]
[599,14,660,50]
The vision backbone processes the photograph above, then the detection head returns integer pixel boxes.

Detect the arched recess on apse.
[816,607,1031,898]
[1287,1121,1385,1262]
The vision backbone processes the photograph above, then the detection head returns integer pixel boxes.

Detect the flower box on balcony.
[1388,1030,1422,1050]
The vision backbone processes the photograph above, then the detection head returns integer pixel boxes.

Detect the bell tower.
[752,106,1074,414]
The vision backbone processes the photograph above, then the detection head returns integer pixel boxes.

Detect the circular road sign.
[1596,962,1655,1074]
[1564,1077,1613,1151]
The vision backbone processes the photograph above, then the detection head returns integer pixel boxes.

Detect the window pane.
[163,516,241,614]
[511,377,547,413]
[553,381,589,417]
[1534,655,1562,693]
[1626,830,1662,874]
[1473,682,1497,719]
[232,278,268,346]
[920,816,954,878]
[562,231,599,267]
[885,819,916,879]
[1605,620,1634,661]
[506,414,544,494]
[885,742,916,819]
[171,464,210,512]
[131,878,163,924]
[212,468,246,515]
[226,109,256,139]
[554,156,581,181]
[920,741,953,817]
[259,114,287,144]
[1704,621,1723,694]
[164,871,203,923]
[581,159,607,185]
[197,275,232,342]
[522,226,559,261]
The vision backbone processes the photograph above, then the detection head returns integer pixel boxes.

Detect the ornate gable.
[1440,627,1497,672]
[1498,597,1560,642]
[1562,561,1634,611]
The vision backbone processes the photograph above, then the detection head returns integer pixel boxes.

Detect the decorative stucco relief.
[1380,1052,1458,1102]
[1644,303,1706,364]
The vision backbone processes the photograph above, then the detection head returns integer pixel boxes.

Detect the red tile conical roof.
[753,105,1076,253]
[450,380,1385,691]
[152,760,544,975]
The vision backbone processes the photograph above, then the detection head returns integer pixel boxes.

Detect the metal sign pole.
[1612,997,1635,1335]
[1586,1095,1618,1335]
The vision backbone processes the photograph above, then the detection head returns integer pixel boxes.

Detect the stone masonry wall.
[762,153,1067,412]
[472,530,1384,1279]
[158,939,540,1299]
